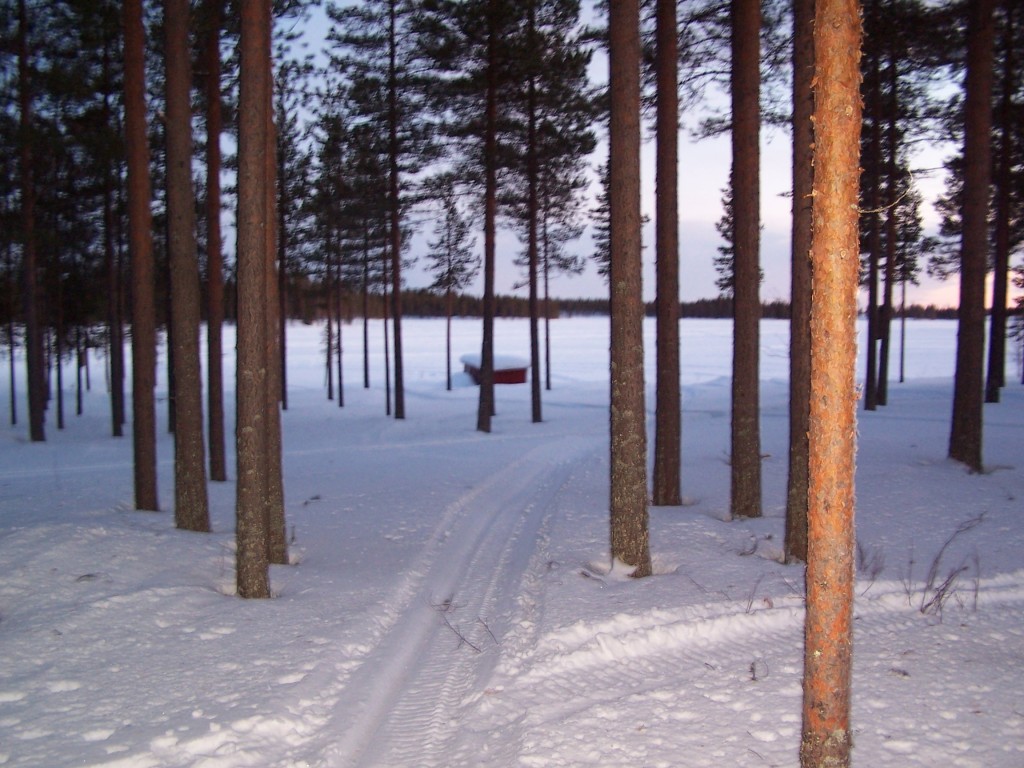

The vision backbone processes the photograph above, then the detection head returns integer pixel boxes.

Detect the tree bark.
[862,2,881,412]
[786,0,813,564]
[204,0,227,482]
[103,41,125,438]
[985,1,1015,404]
[388,0,406,421]
[236,0,272,598]
[801,2,861,765]
[165,0,210,532]
[264,37,287,566]
[124,0,159,511]
[730,0,762,518]
[608,0,651,578]
[527,2,542,425]
[476,3,498,434]
[949,0,995,472]
[652,0,681,507]
[18,0,45,443]
[876,54,898,407]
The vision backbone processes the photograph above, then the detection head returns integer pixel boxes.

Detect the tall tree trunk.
[876,55,898,407]
[124,0,159,511]
[277,113,290,412]
[103,41,125,438]
[985,1,1015,404]
[801,2,861,764]
[18,0,45,443]
[236,0,272,598]
[786,0,814,565]
[608,0,651,578]
[204,0,227,482]
[949,0,995,472]
[476,4,498,434]
[730,0,762,519]
[388,0,406,420]
[862,14,881,412]
[527,4,542,425]
[166,0,210,532]
[265,66,287,566]
[652,0,681,507]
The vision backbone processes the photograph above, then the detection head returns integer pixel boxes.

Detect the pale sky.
[300,3,977,310]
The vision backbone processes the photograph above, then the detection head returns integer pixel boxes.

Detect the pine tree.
[327,0,436,420]
[236,0,273,599]
[165,0,210,532]
[17,0,45,442]
[424,173,478,390]
[418,0,524,433]
[949,0,995,473]
[652,0,681,507]
[729,0,762,519]
[801,2,861,764]
[504,0,597,423]
[786,0,814,565]
[608,0,650,578]
[124,0,159,511]
[200,0,227,482]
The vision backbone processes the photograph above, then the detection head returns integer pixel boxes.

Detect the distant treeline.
[266,282,965,323]
[375,291,961,321]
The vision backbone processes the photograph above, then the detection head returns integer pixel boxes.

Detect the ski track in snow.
[303,434,599,767]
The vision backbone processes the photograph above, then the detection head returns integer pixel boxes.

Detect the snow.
[1,316,1022,767]
[458,353,531,371]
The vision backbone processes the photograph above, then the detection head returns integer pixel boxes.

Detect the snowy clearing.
[1,316,1022,767]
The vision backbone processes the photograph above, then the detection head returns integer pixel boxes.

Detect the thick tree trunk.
[801,3,861,765]
[18,0,45,443]
[652,0,681,507]
[608,0,650,578]
[949,0,995,472]
[730,0,762,518]
[236,0,272,598]
[165,0,210,532]
[204,0,227,482]
[786,0,814,564]
[124,0,158,511]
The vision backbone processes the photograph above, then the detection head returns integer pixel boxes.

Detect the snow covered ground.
[1,316,1021,767]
